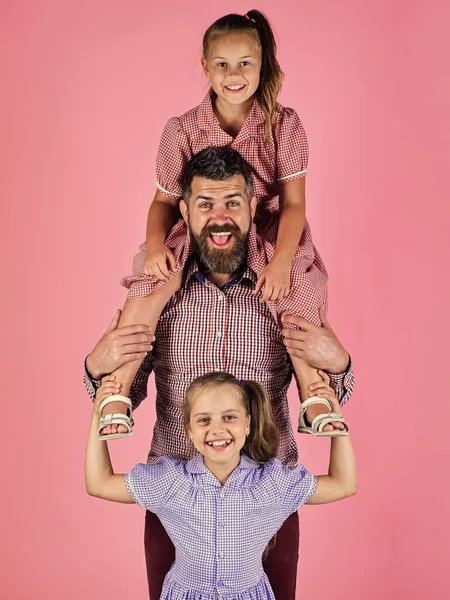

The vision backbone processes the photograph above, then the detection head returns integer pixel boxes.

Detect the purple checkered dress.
[124,453,317,599]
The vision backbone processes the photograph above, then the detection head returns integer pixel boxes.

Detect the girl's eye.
[198,418,208,423]
[240,61,249,66]
[224,415,236,420]
[217,62,227,68]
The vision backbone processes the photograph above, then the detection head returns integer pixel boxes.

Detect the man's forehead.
[191,174,247,198]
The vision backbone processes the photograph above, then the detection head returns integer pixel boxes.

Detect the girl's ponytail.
[202,10,284,140]
[245,10,284,139]
[241,379,279,463]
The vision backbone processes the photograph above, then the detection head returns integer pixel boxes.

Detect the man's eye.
[227,202,239,207]
[199,203,211,209]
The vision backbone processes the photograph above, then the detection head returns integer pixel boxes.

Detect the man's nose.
[209,207,230,224]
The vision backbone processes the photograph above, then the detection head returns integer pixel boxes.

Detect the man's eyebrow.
[194,192,243,202]
[194,195,214,201]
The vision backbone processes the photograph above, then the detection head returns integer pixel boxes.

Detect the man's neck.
[206,271,236,287]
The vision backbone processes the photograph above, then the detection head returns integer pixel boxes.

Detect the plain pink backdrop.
[1,1,449,598]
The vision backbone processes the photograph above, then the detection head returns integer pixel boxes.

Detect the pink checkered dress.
[121,90,328,327]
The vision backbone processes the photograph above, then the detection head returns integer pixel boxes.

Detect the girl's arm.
[85,376,134,503]
[144,190,180,280]
[254,177,305,302]
[306,435,357,505]
[300,371,357,505]
[275,177,306,263]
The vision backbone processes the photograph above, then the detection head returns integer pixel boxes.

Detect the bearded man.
[84,146,354,600]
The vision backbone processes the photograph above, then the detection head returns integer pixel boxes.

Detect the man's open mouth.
[209,232,233,248]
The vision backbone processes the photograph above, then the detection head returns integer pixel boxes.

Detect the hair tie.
[244,13,256,23]
[239,379,246,388]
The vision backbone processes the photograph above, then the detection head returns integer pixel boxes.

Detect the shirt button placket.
[217,490,226,589]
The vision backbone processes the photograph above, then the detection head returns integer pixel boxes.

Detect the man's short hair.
[181,146,254,201]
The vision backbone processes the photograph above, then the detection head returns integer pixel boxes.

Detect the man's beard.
[190,222,250,274]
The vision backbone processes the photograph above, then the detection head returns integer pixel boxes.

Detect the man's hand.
[282,307,349,374]
[86,310,155,380]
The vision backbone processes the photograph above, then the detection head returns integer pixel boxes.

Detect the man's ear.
[179,198,189,223]
[250,196,257,219]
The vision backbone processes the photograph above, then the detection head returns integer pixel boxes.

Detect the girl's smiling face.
[202,32,262,107]
[187,384,250,471]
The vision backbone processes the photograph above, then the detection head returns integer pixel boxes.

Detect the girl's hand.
[94,375,121,412]
[254,258,291,302]
[144,243,176,281]
[309,370,342,417]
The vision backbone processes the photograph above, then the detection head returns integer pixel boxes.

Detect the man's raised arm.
[282,308,355,405]
[84,309,155,409]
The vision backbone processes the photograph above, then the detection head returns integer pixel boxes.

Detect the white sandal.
[98,395,134,440]
[298,397,349,437]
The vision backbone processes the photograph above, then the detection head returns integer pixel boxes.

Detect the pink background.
[1,1,449,598]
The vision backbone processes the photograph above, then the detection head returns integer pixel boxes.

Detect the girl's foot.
[100,400,129,435]
[304,403,346,432]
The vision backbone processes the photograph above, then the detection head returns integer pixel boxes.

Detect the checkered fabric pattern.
[124,453,317,599]
[120,89,328,327]
[85,258,355,467]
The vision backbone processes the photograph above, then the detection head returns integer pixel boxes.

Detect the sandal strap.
[98,413,134,434]
[311,412,349,433]
[301,397,331,417]
[99,394,132,415]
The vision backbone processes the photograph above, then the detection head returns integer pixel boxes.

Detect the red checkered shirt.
[121,90,328,328]
[85,259,354,467]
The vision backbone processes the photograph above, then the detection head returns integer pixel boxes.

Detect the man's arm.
[282,307,355,405]
[83,310,155,409]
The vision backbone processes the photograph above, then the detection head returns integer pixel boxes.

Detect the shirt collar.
[186,256,257,289]
[197,88,266,136]
[185,452,260,475]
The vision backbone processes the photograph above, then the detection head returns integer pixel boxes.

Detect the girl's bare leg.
[291,356,345,432]
[100,274,182,435]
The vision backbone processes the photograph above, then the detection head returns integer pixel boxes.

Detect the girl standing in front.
[99,10,348,440]
[86,371,357,599]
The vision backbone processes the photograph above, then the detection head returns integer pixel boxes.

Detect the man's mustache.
[200,224,241,238]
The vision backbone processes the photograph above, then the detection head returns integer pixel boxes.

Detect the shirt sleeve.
[83,352,154,410]
[327,357,355,406]
[124,457,181,512]
[271,459,317,515]
[274,107,309,183]
[155,117,192,199]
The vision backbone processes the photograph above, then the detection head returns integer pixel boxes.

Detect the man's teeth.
[211,232,231,236]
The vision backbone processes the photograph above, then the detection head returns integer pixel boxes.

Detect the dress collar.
[197,88,266,139]
[185,452,259,475]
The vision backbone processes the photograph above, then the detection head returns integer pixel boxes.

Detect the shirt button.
[217,294,224,301]
[219,551,225,558]
[219,522,225,527]
[216,330,222,337]
[219,492,224,499]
